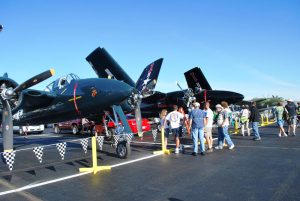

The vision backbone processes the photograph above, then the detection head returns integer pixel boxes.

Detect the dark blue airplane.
[0,49,163,152]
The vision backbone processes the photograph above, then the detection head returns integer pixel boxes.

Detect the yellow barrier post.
[234,118,239,134]
[260,114,265,126]
[153,128,170,155]
[79,136,111,174]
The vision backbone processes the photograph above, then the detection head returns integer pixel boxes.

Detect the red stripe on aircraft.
[73,83,81,115]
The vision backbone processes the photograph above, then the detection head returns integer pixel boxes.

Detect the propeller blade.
[134,100,143,137]
[14,69,55,93]
[1,99,13,151]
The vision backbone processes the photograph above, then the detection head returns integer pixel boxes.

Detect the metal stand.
[79,136,111,174]
[153,129,170,155]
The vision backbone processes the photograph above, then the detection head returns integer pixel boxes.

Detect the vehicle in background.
[53,119,95,135]
[13,125,44,135]
[103,118,151,140]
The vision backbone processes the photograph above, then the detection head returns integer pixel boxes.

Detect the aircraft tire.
[116,141,131,159]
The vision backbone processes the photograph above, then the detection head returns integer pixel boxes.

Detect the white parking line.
[0,154,163,196]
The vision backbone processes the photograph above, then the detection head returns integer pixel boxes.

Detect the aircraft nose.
[234,92,244,102]
[114,81,135,100]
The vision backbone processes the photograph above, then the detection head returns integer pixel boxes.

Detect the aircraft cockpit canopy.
[45,73,80,92]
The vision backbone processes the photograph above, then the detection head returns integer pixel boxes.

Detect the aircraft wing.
[142,91,167,104]
[86,47,136,87]
[14,89,56,112]
[184,67,212,90]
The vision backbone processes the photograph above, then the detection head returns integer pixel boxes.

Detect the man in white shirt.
[204,102,214,152]
[165,105,184,154]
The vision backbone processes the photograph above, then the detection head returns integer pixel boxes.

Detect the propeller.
[0,69,55,151]
[176,81,196,107]
[128,80,157,137]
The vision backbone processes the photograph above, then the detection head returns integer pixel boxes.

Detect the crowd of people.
[160,99,299,156]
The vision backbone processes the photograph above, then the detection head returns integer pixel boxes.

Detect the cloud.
[244,66,297,88]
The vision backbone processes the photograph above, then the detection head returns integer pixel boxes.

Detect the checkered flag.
[80,138,89,154]
[152,129,158,142]
[113,135,121,147]
[56,142,67,160]
[126,133,133,143]
[96,136,104,150]
[33,146,44,163]
[3,151,16,171]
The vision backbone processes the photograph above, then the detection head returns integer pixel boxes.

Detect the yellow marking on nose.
[68,96,82,102]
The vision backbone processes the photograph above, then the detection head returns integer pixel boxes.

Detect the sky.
[1,0,300,100]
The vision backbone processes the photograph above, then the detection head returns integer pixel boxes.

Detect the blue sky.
[1,0,300,100]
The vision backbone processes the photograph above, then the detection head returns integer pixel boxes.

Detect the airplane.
[86,50,244,119]
[140,67,245,118]
[0,49,163,154]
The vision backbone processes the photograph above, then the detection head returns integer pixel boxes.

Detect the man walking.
[165,105,184,154]
[204,102,214,152]
[189,102,207,156]
[285,98,297,136]
[215,104,235,150]
[250,102,261,141]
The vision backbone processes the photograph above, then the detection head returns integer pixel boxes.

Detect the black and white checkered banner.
[56,142,67,160]
[113,135,121,147]
[3,151,16,171]
[126,133,134,143]
[80,138,89,154]
[33,146,44,163]
[96,136,104,150]
[152,129,158,142]
[113,134,133,147]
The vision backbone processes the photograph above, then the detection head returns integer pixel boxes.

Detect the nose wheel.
[116,141,131,159]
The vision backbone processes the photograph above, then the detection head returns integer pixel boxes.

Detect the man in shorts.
[285,98,297,136]
[165,105,184,154]
[204,102,214,152]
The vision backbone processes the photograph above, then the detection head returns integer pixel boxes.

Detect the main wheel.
[116,141,131,159]
[72,125,79,135]
[54,125,60,134]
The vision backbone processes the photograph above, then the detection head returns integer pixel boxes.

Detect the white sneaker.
[284,133,288,137]
[278,133,282,137]
[175,148,179,154]
[229,144,235,150]
[215,146,223,150]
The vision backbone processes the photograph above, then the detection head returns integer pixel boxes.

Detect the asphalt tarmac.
[0,125,300,201]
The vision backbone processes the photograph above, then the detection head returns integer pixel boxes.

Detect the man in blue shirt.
[189,102,207,156]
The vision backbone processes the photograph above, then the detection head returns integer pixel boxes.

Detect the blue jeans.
[192,128,205,153]
[252,122,260,138]
[217,126,234,148]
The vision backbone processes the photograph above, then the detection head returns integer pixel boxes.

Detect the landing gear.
[116,141,131,159]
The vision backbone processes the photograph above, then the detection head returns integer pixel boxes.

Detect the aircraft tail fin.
[3,73,8,78]
[135,58,163,96]
[184,67,212,90]
[86,47,135,87]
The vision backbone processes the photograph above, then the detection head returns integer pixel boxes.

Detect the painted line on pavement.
[0,154,163,196]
